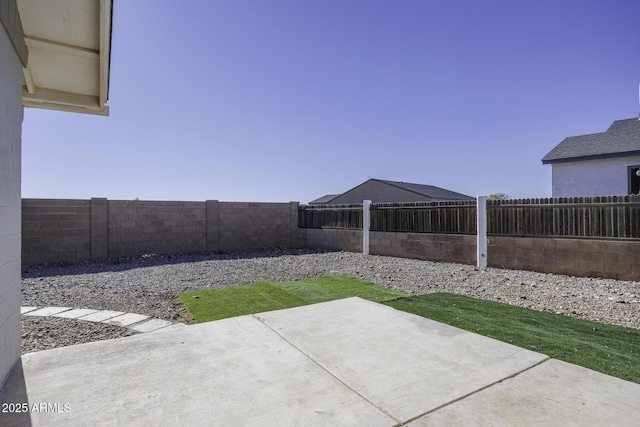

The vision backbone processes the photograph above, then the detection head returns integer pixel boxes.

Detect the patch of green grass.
[179,282,310,323]
[383,293,640,384]
[179,276,406,323]
[272,275,407,303]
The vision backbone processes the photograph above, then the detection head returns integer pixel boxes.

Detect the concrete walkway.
[21,306,183,333]
[2,297,639,426]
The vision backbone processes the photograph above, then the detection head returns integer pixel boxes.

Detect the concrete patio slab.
[76,310,124,323]
[128,318,174,333]
[52,309,100,319]
[102,313,148,327]
[257,298,549,424]
[1,311,394,427]
[22,307,71,317]
[409,358,640,426]
[2,297,639,426]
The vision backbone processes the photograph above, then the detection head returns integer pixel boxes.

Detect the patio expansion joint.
[252,313,402,426]
[396,356,554,426]
[21,306,182,333]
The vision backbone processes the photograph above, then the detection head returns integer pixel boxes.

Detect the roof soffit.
[17,0,111,115]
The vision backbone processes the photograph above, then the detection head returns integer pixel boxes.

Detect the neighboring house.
[308,194,340,205]
[542,118,640,197]
[0,0,112,390]
[309,178,473,205]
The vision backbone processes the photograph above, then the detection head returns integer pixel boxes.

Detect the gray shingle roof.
[308,194,339,204]
[542,118,640,164]
[308,179,473,205]
[375,179,474,200]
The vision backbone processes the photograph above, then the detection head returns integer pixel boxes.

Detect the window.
[629,166,640,195]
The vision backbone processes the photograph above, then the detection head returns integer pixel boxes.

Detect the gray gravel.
[21,248,640,353]
[21,317,138,355]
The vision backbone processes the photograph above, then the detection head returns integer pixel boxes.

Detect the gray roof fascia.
[541,150,640,164]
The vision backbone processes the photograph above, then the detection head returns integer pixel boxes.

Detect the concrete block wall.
[91,198,108,260]
[489,236,640,281]
[298,228,363,252]
[107,200,207,258]
[370,231,476,264]
[218,202,298,251]
[0,12,24,388]
[299,227,640,281]
[21,199,92,264]
[21,199,299,264]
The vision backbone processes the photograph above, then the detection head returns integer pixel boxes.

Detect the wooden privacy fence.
[299,195,640,239]
[298,204,363,229]
[371,201,477,234]
[298,201,476,233]
[488,196,640,238]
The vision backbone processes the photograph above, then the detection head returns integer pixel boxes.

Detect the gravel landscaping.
[21,248,640,354]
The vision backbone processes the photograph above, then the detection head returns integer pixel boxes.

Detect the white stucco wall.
[0,25,24,388]
[551,155,640,197]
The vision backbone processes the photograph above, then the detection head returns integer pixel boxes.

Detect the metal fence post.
[363,200,371,255]
[477,195,487,268]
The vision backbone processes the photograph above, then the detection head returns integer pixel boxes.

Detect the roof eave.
[542,150,640,165]
[18,0,112,116]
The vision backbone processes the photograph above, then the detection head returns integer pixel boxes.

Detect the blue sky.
[21,0,640,203]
